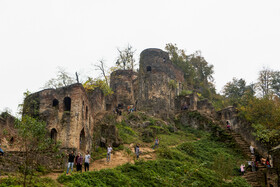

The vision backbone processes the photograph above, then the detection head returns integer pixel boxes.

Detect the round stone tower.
[137,48,184,117]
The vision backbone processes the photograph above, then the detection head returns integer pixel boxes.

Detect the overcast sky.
[1,0,280,116]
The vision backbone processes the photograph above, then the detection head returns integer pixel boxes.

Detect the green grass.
[92,147,107,160]
[57,126,250,187]
[0,175,60,187]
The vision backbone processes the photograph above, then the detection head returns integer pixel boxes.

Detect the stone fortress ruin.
[22,48,276,159]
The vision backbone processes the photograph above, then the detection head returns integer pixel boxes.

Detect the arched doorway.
[80,128,86,151]
[50,128,58,143]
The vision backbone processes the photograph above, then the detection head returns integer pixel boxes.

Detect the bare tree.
[94,59,109,86]
[116,45,136,71]
[44,67,75,89]
[257,67,274,97]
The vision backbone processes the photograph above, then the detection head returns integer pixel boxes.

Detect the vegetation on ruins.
[83,77,114,96]
[165,43,215,100]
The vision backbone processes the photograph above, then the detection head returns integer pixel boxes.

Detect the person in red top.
[266,157,271,168]
[75,152,83,172]
[226,120,231,130]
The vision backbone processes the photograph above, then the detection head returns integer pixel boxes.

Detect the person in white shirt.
[250,145,254,155]
[84,151,91,171]
[107,145,113,162]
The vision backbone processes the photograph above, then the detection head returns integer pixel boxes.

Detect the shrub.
[177,142,195,155]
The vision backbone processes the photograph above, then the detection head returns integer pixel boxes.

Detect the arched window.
[52,99,59,108]
[80,128,86,151]
[147,66,152,72]
[63,97,71,111]
[51,128,58,143]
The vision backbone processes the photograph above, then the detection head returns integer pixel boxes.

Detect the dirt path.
[42,144,156,180]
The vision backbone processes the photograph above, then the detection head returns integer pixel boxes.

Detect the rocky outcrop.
[92,112,122,148]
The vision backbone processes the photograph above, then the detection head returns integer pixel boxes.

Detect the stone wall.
[87,87,106,114]
[138,48,184,117]
[110,70,138,109]
[197,99,216,117]
[175,93,199,111]
[24,83,93,152]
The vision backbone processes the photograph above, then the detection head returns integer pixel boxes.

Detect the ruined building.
[22,48,195,152]
[24,84,94,152]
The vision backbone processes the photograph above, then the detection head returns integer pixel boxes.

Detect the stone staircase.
[201,112,266,187]
[228,130,266,187]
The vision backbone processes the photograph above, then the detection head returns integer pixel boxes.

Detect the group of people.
[239,145,272,175]
[115,107,122,116]
[106,137,159,163]
[66,137,160,174]
[66,151,91,174]
[127,105,136,114]
[114,105,137,116]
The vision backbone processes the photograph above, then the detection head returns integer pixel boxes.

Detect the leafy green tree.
[240,96,280,147]
[165,43,195,87]
[15,116,53,187]
[165,43,215,99]
[116,45,136,71]
[222,78,255,106]
[83,77,113,96]
[189,50,214,89]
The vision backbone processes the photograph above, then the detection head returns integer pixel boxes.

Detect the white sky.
[1,0,280,115]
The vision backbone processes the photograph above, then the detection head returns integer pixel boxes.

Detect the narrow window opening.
[147,66,152,72]
[52,99,59,108]
[80,128,86,151]
[51,128,58,143]
[86,106,88,120]
[63,97,71,111]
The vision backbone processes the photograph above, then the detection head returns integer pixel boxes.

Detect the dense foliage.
[14,116,56,186]
[239,96,280,147]
[165,43,215,100]
[83,77,113,96]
